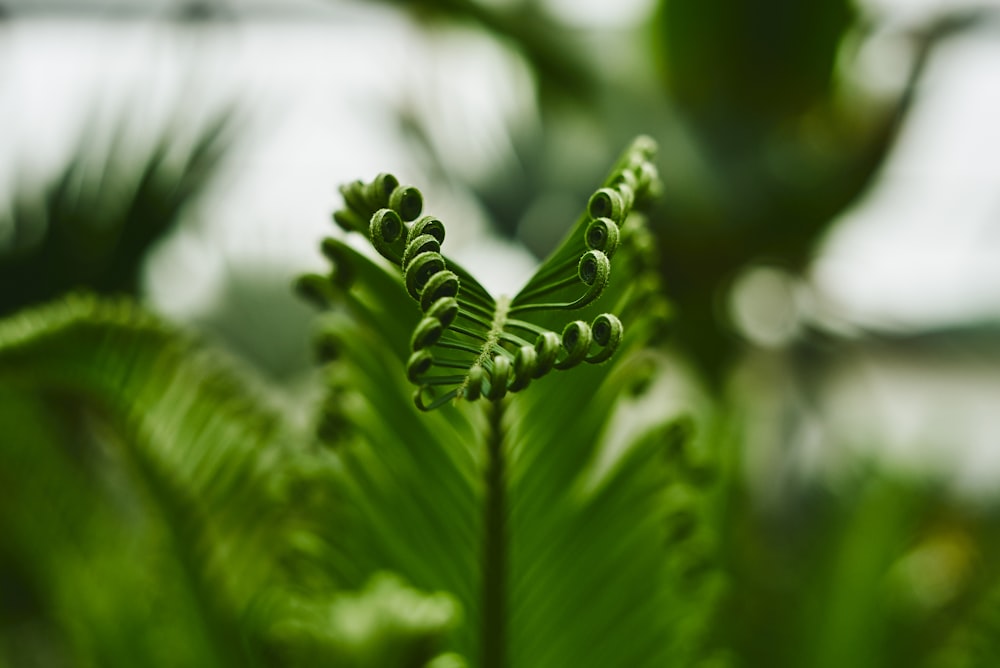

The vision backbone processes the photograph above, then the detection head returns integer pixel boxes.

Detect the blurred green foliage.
[0,295,461,667]
[0,107,233,314]
[2,1,999,667]
[658,0,852,125]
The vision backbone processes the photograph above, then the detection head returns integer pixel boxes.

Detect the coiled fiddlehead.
[302,136,665,411]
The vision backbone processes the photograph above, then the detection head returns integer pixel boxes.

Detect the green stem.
[482,399,507,668]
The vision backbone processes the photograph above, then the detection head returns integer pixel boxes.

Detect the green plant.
[0,106,233,316]
[0,137,723,666]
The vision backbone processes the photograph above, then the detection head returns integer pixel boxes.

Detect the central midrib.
[459,295,511,395]
[482,398,507,668]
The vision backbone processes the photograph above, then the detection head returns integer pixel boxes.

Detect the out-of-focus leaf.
[266,573,463,667]
[371,0,593,100]
[656,0,852,125]
[0,293,461,667]
[0,388,238,668]
[0,105,234,315]
[711,471,1000,668]
[646,0,911,383]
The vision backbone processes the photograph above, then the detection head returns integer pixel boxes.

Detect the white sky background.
[2,0,1000,328]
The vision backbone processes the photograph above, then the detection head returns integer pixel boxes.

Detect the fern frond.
[0,294,301,629]
[506,354,723,667]
[303,136,665,411]
[0,387,245,667]
[300,137,723,666]
[303,308,483,658]
[0,294,461,666]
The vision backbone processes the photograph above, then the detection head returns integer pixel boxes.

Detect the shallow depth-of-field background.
[3,1,1000,666]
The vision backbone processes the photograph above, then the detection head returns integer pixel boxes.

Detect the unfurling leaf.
[302,136,666,411]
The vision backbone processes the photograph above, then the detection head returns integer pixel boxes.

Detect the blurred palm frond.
[0,104,235,315]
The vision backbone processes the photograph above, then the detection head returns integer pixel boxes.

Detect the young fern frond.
[300,136,665,411]
[298,137,724,667]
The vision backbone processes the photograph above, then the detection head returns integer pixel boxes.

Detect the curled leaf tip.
[308,137,667,411]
